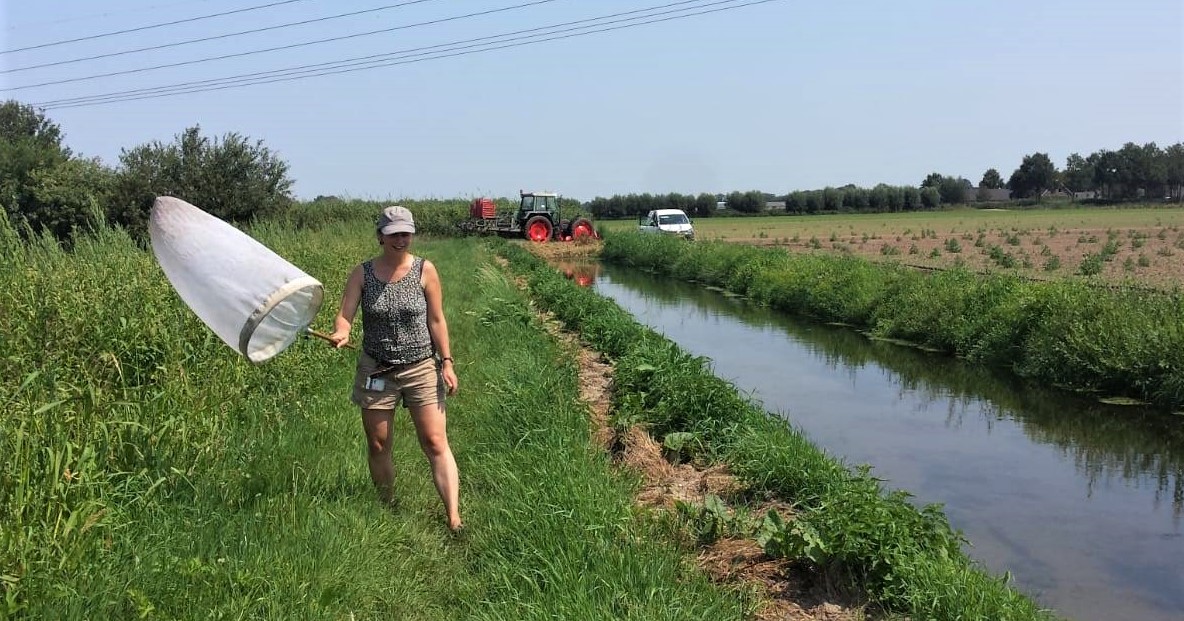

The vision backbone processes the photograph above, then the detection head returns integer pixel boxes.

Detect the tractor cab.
[517,190,561,242]
[519,191,560,219]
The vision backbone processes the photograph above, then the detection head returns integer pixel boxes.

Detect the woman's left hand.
[441,362,458,395]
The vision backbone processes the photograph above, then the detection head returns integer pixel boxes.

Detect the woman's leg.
[361,408,397,503]
[408,402,461,529]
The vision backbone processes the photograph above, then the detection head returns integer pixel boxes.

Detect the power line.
[3,0,562,89]
[1,0,316,55]
[33,0,781,110]
[3,0,446,73]
[4,0,221,32]
[25,0,714,102]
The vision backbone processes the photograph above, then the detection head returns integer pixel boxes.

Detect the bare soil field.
[604,206,1184,288]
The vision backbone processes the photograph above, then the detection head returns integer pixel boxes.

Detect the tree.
[937,176,968,205]
[901,186,922,211]
[920,173,969,205]
[0,100,68,155]
[1114,142,1167,199]
[1007,152,1057,199]
[979,168,1004,189]
[725,190,765,213]
[1090,150,1121,199]
[0,100,110,241]
[804,190,823,214]
[844,187,869,211]
[920,186,941,209]
[692,193,717,217]
[26,157,114,241]
[785,191,806,214]
[822,187,843,211]
[109,126,295,236]
[921,172,944,188]
[1164,143,1184,201]
[1062,154,1094,194]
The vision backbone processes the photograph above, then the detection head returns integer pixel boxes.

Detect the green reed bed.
[498,241,1054,620]
[1,214,750,619]
[603,232,1184,409]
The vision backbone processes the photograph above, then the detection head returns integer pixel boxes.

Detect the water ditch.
[565,259,1184,621]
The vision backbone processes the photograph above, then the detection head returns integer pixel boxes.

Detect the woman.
[329,205,462,532]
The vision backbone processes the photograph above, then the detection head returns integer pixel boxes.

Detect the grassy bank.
[602,232,1184,409]
[497,241,1055,620]
[0,215,750,619]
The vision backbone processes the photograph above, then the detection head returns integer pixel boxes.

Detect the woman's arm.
[422,260,458,394]
[329,264,364,348]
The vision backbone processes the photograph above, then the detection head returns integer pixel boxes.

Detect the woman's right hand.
[329,329,350,348]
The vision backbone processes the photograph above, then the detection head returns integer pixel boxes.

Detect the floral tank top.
[360,257,433,365]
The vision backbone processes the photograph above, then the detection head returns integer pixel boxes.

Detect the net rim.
[238,275,325,362]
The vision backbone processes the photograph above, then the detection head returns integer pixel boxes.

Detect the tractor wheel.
[524,216,553,242]
[569,217,595,241]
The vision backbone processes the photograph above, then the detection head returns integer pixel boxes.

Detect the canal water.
[580,261,1184,621]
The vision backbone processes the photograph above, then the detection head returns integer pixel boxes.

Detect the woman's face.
[381,231,413,250]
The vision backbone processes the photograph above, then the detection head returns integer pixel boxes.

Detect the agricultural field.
[602,206,1184,288]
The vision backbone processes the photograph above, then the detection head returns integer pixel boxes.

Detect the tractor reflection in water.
[556,261,600,287]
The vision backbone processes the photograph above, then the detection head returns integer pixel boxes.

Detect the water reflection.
[600,265,1184,517]
[556,260,599,287]
[593,262,1184,621]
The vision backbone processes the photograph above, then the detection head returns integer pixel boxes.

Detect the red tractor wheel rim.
[528,221,550,241]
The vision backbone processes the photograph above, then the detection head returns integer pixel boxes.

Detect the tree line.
[586,141,1184,219]
[7,97,1181,241]
[1,100,293,244]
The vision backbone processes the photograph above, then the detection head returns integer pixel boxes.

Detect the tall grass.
[1,212,750,619]
[603,232,1184,408]
[498,241,1056,620]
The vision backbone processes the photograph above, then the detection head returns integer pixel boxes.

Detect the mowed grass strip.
[1,215,749,619]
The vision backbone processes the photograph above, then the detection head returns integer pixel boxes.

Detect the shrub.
[109,126,294,237]
[0,100,113,242]
[1079,253,1104,275]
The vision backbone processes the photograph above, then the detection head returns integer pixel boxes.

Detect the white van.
[638,209,695,240]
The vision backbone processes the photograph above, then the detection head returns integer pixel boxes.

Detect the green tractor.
[461,190,597,242]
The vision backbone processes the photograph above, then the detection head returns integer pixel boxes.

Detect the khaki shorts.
[351,352,445,411]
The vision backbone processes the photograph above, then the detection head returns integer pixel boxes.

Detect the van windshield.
[658,213,689,225]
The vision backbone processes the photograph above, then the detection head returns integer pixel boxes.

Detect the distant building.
[765,201,786,211]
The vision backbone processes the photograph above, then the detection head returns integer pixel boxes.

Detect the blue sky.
[2,0,1182,201]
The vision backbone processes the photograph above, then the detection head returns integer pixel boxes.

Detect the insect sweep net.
[149,196,324,363]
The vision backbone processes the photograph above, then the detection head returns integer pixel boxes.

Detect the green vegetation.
[0,102,295,243]
[602,232,1184,408]
[498,243,1054,620]
[584,192,720,219]
[1,214,752,619]
[109,126,294,237]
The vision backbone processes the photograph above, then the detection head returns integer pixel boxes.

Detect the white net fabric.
[149,196,324,363]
